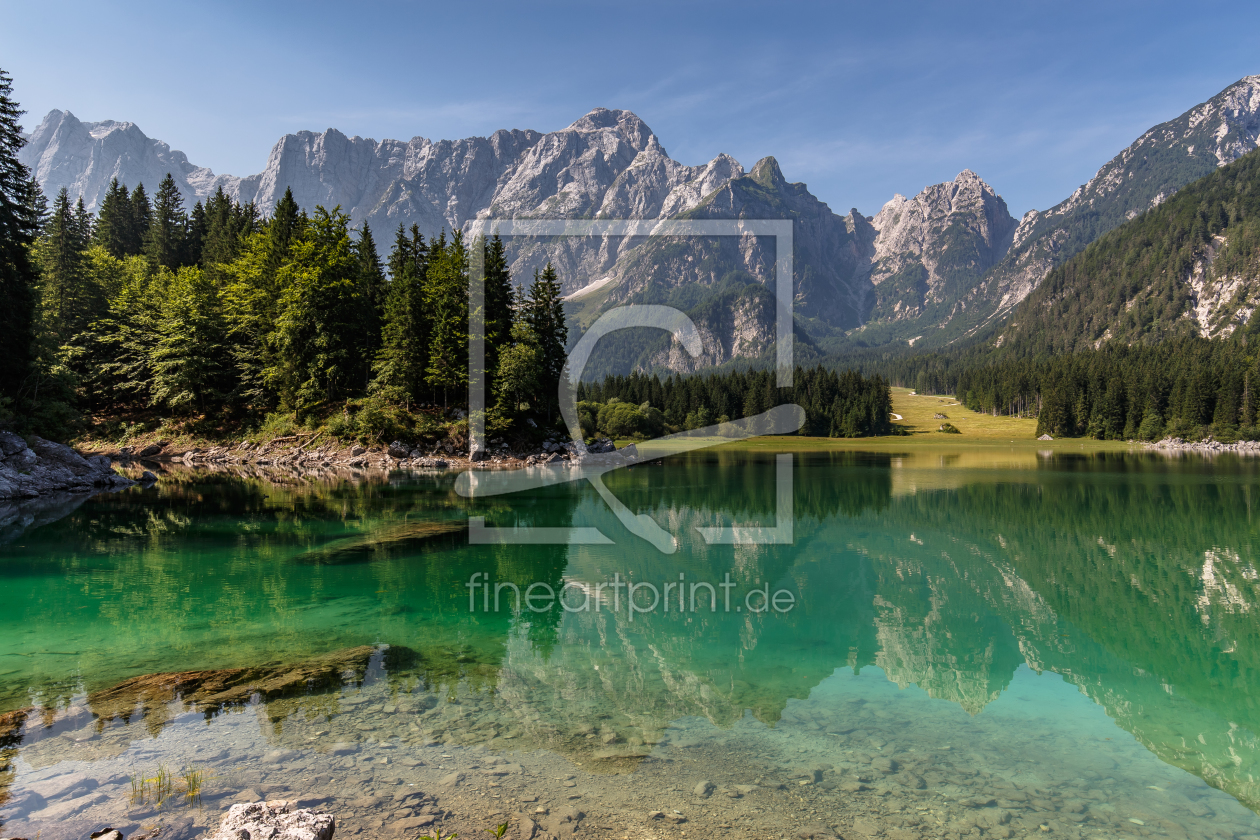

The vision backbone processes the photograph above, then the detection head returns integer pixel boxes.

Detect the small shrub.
[938,422,961,434]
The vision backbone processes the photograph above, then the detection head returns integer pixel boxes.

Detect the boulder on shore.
[205,800,335,840]
[0,431,134,500]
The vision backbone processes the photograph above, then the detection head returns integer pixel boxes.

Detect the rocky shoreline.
[1144,436,1260,454]
[102,433,630,475]
[0,431,134,501]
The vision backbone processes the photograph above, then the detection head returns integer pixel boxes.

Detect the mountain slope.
[996,147,1260,354]
[946,75,1260,344]
[589,157,877,327]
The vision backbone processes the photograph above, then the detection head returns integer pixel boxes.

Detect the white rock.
[204,800,335,840]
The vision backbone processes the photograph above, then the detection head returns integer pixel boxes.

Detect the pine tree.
[94,178,133,258]
[526,263,567,419]
[371,225,429,406]
[144,173,187,269]
[1243,370,1257,428]
[128,182,152,256]
[0,68,41,405]
[220,193,304,410]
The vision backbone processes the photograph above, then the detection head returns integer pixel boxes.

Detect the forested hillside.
[998,147,1260,353]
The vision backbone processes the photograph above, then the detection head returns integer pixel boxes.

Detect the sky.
[3,0,1259,218]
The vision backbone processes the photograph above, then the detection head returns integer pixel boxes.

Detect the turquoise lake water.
[1,449,1259,839]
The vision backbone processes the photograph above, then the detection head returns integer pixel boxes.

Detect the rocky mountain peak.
[871,170,1014,262]
[565,108,656,153]
[749,156,787,190]
[862,170,1016,325]
[21,108,217,212]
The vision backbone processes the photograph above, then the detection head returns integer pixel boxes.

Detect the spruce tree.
[94,178,132,258]
[128,182,151,256]
[1243,371,1257,428]
[483,234,513,400]
[40,187,97,344]
[355,222,386,380]
[144,173,187,269]
[526,263,568,418]
[0,68,41,405]
[72,195,93,245]
[424,230,470,408]
[357,223,385,316]
[220,192,304,411]
[371,225,429,406]
[199,186,257,273]
[186,199,207,267]
[266,187,303,276]
[151,266,232,414]
[269,206,367,417]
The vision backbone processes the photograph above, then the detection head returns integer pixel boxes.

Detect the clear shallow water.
[2,449,1260,839]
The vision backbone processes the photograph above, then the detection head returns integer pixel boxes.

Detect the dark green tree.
[526,263,568,419]
[39,187,101,345]
[425,230,469,407]
[265,187,303,276]
[483,234,513,400]
[144,173,187,269]
[94,178,133,258]
[0,68,41,406]
[151,267,233,414]
[371,224,429,406]
[72,195,93,245]
[128,182,152,256]
[186,199,207,267]
[199,186,257,274]
[269,206,367,418]
[354,222,386,386]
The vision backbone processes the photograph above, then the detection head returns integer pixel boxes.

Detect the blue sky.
[4,0,1258,218]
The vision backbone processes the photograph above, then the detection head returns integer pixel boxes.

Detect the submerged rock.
[87,644,418,724]
[205,800,335,840]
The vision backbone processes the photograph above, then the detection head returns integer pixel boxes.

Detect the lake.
[1,448,1259,840]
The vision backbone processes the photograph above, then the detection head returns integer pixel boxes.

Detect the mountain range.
[20,75,1260,372]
